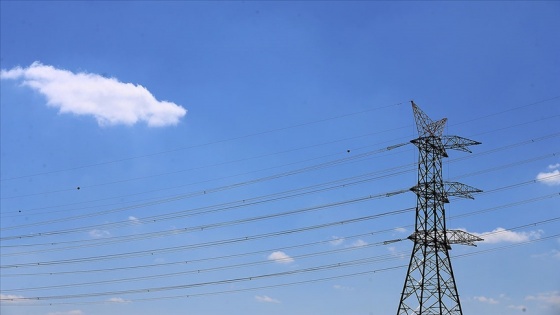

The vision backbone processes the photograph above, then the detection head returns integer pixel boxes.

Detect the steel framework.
[397,102,483,315]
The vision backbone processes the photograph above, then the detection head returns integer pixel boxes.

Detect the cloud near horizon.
[0,62,187,127]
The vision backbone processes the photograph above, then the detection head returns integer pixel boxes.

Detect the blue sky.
[1,2,559,315]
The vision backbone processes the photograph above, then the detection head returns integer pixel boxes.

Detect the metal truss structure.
[397,102,483,315]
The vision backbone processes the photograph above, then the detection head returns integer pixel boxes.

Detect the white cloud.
[526,291,560,307]
[350,239,368,247]
[128,216,141,225]
[536,164,560,186]
[89,229,110,238]
[473,228,542,244]
[255,295,280,303]
[333,284,354,291]
[388,246,407,259]
[107,297,130,303]
[329,236,344,246]
[267,251,294,264]
[394,227,407,233]
[474,296,499,304]
[1,62,187,127]
[531,249,560,260]
[46,311,84,315]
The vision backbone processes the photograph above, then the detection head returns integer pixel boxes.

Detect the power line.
[2,132,556,234]
[2,231,558,304]
[1,99,557,202]
[2,97,558,309]
[3,217,558,292]
[0,149,411,225]
[2,165,556,249]
[0,206,413,268]
[0,101,406,182]
[2,95,556,184]
[2,189,557,269]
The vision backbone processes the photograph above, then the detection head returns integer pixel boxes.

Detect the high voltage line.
[1,132,557,231]
[2,193,557,278]
[1,111,557,204]
[2,231,558,305]
[1,97,558,311]
[0,207,413,266]
[1,232,395,276]
[1,99,557,204]
[1,96,556,184]
[0,145,408,219]
[0,169,560,247]
[2,217,560,282]
[2,189,557,267]
[0,101,405,183]
[1,167,557,247]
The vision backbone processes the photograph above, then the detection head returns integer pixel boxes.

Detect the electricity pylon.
[397,101,483,315]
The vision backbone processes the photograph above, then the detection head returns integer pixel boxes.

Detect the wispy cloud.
[329,236,344,246]
[473,228,542,244]
[394,227,407,233]
[526,291,560,308]
[89,229,110,238]
[474,296,499,304]
[508,304,527,312]
[107,297,130,303]
[128,216,141,225]
[531,249,560,260]
[333,284,354,291]
[388,246,407,259]
[536,164,560,186]
[1,62,187,127]
[255,295,280,303]
[349,239,368,247]
[46,311,84,315]
[267,251,294,264]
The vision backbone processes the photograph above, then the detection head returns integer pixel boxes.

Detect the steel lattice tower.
[397,101,483,315]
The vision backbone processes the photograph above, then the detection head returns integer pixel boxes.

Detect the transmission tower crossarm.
[406,229,482,248]
[446,230,484,246]
[444,181,483,200]
[442,135,481,153]
[410,136,448,157]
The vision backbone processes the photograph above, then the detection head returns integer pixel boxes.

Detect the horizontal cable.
[0,207,413,268]
[2,232,558,304]
[2,132,557,239]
